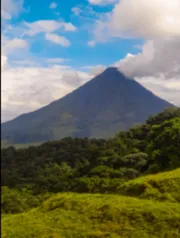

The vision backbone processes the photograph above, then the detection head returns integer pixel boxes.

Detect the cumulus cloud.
[45,33,71,46]
[24,20,61,35]
[109,0,180,80]
[2,38,28,54]
[115,38,180,79]
[94,0,180,39]
[1,37,29,69]
[12,59,38,66]
[24,20,76,36]
[2,0,24,20]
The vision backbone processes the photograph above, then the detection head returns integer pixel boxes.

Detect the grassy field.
[2,193,180,238]
[2,169,180,238]
[118,168,180,202]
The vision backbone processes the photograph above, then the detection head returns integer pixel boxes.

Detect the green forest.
[1,107,180,238]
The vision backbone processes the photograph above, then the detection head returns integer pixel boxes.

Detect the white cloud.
[51,65,72,70]
[88,0,117,6]
[93,0,180,40]
[24,20,76,36]
[24,20,61,35]
[2,0,24,20]
[113,39,180,108]
[87,40,96,47]
[45,33,71,47]
[115,38,180,79]
[2,38,28,53]
[63,22,76,31]
[49,2,57,9]
[112,0,180,39]
[12,59,39,66]
[1,55,8,69]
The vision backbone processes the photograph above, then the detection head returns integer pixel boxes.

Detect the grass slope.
[2,193,180,238]
[118,168,180,202]
[2,169,180,238]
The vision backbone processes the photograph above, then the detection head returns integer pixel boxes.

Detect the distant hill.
[1,67,173,144]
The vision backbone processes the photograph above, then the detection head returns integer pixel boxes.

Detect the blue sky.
[3,0,143,69]
[2,0,180,122]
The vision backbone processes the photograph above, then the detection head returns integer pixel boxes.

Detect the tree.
[147,118,180,172]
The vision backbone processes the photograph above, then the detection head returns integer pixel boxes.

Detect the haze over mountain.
[1,67,173,144]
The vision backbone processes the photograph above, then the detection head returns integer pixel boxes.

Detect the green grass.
[117,168,180,202]
[2,169,180,238]
[2,192,180,238]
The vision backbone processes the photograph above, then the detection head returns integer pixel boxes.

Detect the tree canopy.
[1,107,180,194]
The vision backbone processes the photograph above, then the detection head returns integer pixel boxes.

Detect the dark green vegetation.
[1,67,172,143]
[1,107,180,237]
[2,107,180,195]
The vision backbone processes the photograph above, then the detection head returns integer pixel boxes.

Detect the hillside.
[118,168,180,202]
[2,107,180,194]
[1,108,180,237]
[1,67,173,144]
[2,178,180,238]
[2,169,180,214]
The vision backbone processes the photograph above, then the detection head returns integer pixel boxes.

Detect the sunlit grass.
[118,168,180,202]
[2,168,180,238]
[2,192,180,238]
